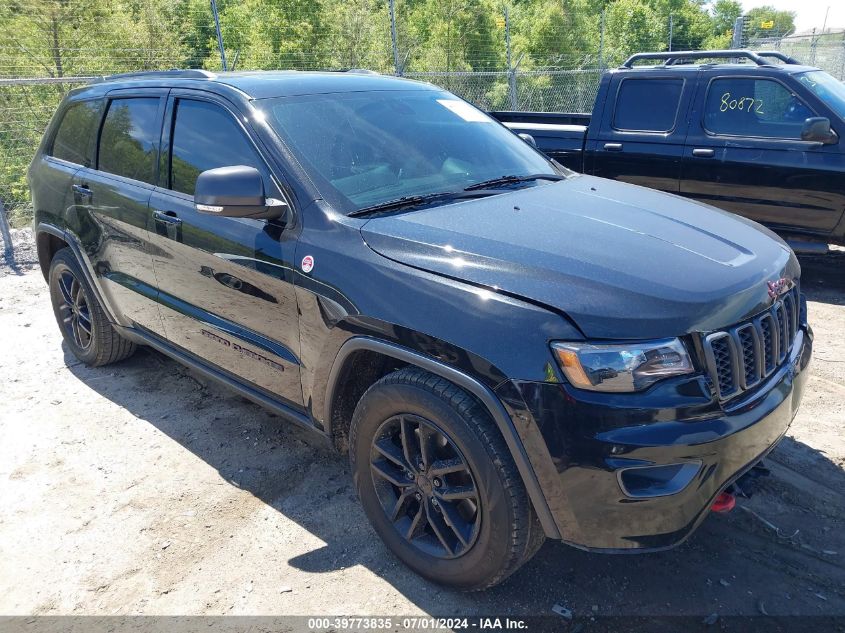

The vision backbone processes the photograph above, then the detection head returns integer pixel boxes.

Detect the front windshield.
[796,70,845,121]
[260,89,565,214]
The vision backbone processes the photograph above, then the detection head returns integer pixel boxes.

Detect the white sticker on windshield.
[436,99,491,123]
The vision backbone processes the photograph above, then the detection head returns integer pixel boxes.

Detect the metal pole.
[505,6,517,110]
[598,9,605,69]
[810,28,817,65]
[668,14,674,52]
[731,16,744,49]
[840,31,845,80]
[0,198,12,259]
[389,0,401,76]
[210,0,227,71]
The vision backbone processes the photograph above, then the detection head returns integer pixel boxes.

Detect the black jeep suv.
[29,69,812,590]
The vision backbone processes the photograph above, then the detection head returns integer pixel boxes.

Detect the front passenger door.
[148,94,304,407]
[681,74,845,235]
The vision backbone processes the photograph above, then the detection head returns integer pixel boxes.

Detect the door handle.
[692,148,715,158]
[153,210,182,225]
[72,184,92,198]
[603,143,623,151]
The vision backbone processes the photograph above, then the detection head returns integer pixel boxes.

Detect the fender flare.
[36,222,119,325]
[325,336,561,539]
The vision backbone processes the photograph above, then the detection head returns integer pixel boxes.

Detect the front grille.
[702,286,800,401]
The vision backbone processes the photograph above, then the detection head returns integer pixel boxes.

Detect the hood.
[360,175,799,339]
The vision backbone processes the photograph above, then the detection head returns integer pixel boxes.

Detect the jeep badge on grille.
[767,277,793,301]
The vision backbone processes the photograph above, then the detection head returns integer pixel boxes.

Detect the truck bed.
[489,111,588,171]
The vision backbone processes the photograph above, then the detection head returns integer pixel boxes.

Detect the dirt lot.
[1,228,844,625]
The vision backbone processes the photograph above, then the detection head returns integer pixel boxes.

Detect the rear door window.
[97,97,160,184]
[169,98,264,196]
[704,78,814,139]
[613,78,684,132]
[50,100,100,166]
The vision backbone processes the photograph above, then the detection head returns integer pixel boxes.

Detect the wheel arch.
[36,222,118,324]
[36,225,69,281]
[324,336,561,539]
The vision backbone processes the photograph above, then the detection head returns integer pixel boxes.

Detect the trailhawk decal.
[200,329,285,372]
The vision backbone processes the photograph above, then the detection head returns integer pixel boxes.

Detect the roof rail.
[622,50,769,68]
[755,51,801,64]
[96,69,216,82]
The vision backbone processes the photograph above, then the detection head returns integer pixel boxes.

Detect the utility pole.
[668,14,674,52]
[505,6,517,110]
[210,0,227,71]
[389,0,401,75]
[598,9,605,69]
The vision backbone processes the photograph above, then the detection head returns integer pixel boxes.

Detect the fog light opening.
[618,461,701,499]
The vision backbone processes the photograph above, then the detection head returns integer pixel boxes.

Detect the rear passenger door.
[72,90,166,333]
[586,72,694,192]
[681,73,845,235]
[148,92,303,407]
[31,99,101,238]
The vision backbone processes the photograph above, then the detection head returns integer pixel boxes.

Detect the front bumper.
[497,324,812,551]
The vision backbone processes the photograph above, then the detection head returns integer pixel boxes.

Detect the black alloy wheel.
[369,413,481,559]
[55,267,93,351]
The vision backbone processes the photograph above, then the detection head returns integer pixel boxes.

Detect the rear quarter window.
[49,100,101,166]
[613,78,684,133]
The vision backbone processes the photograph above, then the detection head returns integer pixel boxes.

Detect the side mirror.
[194,165,288,220]
[518,132,538,148]
[801,117,838,145]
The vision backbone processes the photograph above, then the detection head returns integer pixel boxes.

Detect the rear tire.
[350,366,544,590]
[48,247,136,367]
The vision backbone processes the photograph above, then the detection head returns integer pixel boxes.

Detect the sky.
[741,0,845,33]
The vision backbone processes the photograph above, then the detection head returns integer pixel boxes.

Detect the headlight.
[551,338,694,392]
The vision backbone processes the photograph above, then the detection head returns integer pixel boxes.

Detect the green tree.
[325,0,392,71]
[745,5,796,40]
[710,0,742,36]
[403,0,502,72]
[603,0,667,65]
[702,0,741,48]
[213,0,330,71]
[511,0,596,69]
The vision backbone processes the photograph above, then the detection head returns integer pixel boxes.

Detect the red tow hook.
[711,491,736,513]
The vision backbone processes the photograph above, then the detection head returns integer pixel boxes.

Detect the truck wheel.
[48,247,136,367]
[350,367,544,590]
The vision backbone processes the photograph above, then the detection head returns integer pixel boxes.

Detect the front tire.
[350,367,544,590]
[48,247,136,367]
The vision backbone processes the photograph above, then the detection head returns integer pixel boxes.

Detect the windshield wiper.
[463,173,564,191]
[348,190,490,218]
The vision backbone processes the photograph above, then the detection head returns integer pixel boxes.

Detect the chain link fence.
[752,30,845,80]
[2,0,844,236]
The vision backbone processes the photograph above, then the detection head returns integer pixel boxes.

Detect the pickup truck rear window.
[613,78,683,133]
[704,78,814,139]
[49,100,100,166]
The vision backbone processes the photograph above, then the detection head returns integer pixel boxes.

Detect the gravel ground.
[1,229,844,626]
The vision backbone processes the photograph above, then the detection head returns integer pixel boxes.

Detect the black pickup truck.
[495,50,845,250]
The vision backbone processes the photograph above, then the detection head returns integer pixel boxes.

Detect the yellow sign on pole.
[495,15,506,29]
[761,20,774,29]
